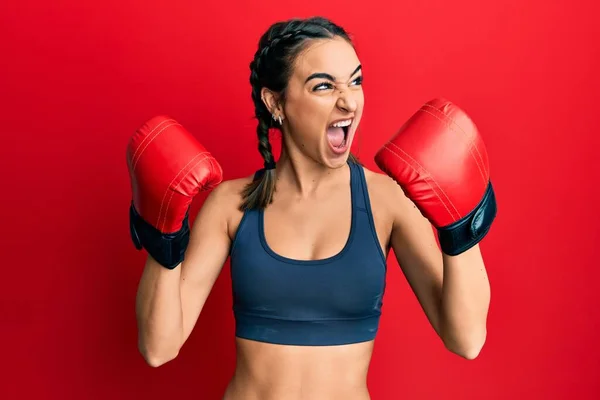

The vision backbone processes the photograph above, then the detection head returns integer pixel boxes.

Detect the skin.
[135,36,491,400]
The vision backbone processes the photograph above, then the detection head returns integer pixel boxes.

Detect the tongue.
[326,127,345,147]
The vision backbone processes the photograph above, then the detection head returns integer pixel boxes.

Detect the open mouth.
[326,118,353,151]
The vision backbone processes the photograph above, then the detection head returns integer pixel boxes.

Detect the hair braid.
[240,17,356,210]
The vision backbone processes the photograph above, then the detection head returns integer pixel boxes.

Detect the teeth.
[331,119,352,128]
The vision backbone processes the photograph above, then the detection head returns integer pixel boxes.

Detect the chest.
[263,193,352,262]
[228,175,389,320]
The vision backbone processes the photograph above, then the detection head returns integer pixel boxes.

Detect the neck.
[275,144,348,198]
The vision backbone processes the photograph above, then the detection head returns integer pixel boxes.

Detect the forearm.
[135,255,183,366]
[440,244,490,358]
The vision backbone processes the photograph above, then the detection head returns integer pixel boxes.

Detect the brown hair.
[240,16,360,211]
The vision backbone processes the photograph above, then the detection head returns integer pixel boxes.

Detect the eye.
[312,82,334,91]
[350,75,363,86]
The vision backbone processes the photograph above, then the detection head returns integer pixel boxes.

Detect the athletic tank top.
[229,160,388,346]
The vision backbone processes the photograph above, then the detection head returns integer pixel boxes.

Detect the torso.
[223,338,374,400]
[218,163,398,400]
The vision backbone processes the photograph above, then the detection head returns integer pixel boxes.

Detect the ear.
[261,88,284,117]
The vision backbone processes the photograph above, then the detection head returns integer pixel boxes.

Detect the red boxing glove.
[375,98,497,256]
[126,116,223,268]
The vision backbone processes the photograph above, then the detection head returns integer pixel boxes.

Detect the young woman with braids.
[131,15,495,400]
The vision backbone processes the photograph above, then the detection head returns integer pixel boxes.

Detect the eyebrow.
[304,64,362,83]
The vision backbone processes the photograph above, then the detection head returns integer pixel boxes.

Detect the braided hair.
[240,17,359,210]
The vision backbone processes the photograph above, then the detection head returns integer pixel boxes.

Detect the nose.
[336,86,358,113]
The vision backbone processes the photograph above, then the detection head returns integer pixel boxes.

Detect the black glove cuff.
[437,181,497,256]
[129,202,190,269]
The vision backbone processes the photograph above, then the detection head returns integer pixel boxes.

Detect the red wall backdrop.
[2,0,599,399]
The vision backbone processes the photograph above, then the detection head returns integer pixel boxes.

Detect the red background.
[2,0,599,399]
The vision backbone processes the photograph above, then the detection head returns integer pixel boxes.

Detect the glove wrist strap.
[129,202,190,269]
[437,182,497,256]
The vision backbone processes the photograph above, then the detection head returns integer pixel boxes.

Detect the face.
[277,37,364,169]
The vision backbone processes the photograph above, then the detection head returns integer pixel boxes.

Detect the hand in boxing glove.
[126,116,223,269]
[374,98,497,256]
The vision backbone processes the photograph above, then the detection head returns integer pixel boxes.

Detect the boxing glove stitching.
[423,105,489,182]
[420,106,488,186]
[204,155,223,191]
[381,142,460,221]
[430,105,489,181]
[421,104,487,178]
[160,153,216,231]
[131,119,177,163]
[158,153,213,231]
[420,106,488,183]
[204,155,216,191]
[130,118,177,167]
[383,142,458,218]
[156,151,211,229]
[131,121,181,172]
[131,121,179,171]
[154,151,210,229]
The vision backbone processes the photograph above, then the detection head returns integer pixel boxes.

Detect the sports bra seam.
[233,163,383,265]
[356,165,388,265]
[229,209,250,257]
[257,177,359,265]
[234,310,381,322]
[230,168,266,257]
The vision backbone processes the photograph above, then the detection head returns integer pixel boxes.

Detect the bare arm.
[388,182,490,359]
[135,182,232,367]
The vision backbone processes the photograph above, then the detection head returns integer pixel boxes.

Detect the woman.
[131,16,493,400]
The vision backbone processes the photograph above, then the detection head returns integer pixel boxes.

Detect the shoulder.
[203,172,256,214]
[362,166,399,196]
[361,165,427,232]
[207,174,255,203]
[360,166,439,268]
[362,166,411,214]
[202,172,257,240]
